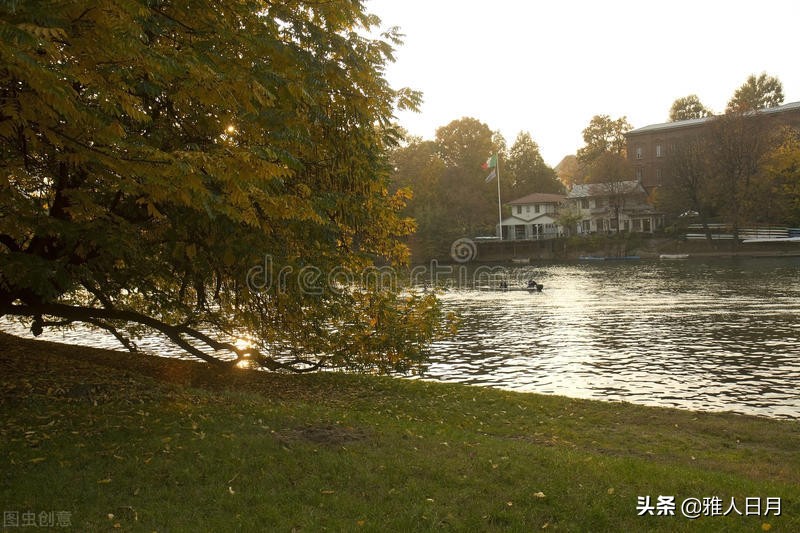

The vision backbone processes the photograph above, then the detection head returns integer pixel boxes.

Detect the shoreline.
[466,235,800,262]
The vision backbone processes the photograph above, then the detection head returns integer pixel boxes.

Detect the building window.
[656,144,663,157]
[516,205,522,215]
[635,167,643,180]
[635,146,643,159]
[535,204,540,213]
[656,168,662,184]
[581,199,589,209]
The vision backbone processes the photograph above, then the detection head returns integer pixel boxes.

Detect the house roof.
[568,181,644,198]
[506,193,566,206]
[500,212,558,225]
[626,100,800,136]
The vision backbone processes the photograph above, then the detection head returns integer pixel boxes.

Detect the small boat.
[579,255,640,261]
[476,283,543,293]
[741,237,800,243]
[510,258,531,264]
[659,253,689,260]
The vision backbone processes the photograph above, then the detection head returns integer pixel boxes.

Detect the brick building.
[625,100,800,192]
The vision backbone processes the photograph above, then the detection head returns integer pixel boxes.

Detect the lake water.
[417,257,800,419]
[3,257,799,418]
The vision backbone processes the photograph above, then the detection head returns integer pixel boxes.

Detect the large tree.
[726,73,784,113]
[0,0,449,372]
[669,94,712,122]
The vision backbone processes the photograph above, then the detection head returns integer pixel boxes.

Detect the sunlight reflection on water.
[416,258,800,419]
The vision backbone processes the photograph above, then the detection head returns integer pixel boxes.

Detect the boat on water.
[741,237,800,243]
[659,253,690,260]
[476,282,543,293]
[578,255,640,261]
[510,258,531,264]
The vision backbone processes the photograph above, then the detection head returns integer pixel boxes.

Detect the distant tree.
[669,95,712,121]
[584,152,633,185]
[555,155,580,188]
[0,0,448,372]
[434,118,504,239]
[726,73,784,113]
[658,136,718,239]
[704,111,781,238]
[505,132,564,196]
[390,139,447,260]
[576,115,632,166]
[758,127,800,227]
[435,117,497,169]
[555,206,582,237]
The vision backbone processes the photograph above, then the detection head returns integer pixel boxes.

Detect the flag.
[481,154,497,170]
[484,169,497,183]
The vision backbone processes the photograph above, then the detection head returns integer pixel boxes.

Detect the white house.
[567,181,661,234]
[499,193,566,240]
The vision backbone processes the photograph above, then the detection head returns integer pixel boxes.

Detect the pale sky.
[366,0,800,167]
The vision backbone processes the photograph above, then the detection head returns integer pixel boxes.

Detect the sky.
[366,0,800,167]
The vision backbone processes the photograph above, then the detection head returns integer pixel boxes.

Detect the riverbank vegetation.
[2,333,798,531]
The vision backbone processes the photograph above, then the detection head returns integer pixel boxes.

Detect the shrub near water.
[1,333,798,531]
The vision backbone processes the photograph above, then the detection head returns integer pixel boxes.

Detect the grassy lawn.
[1,332,798,531]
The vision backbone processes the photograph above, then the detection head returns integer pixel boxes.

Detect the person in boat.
[499,280,508,289]
[527,279,542,291]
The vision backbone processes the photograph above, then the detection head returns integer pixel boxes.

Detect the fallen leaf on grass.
[97,478,112,484]
[533,492,546,499]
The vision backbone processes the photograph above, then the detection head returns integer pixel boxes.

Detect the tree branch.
[84,317,138,353]
[0,301,316,372]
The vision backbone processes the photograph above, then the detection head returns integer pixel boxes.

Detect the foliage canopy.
[0,0,451,372]
[669,94,711,122]
[726,73,784,113]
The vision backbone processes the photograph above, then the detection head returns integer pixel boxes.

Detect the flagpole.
[496,153,503,240]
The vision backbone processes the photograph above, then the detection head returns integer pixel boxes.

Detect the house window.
[656,144,663,157]
[516,205,522,215]
[635,167,643,180]
[656,168,662,184]
[635,146,643,159]
[580,199,589,209]
[535,204,540,214]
